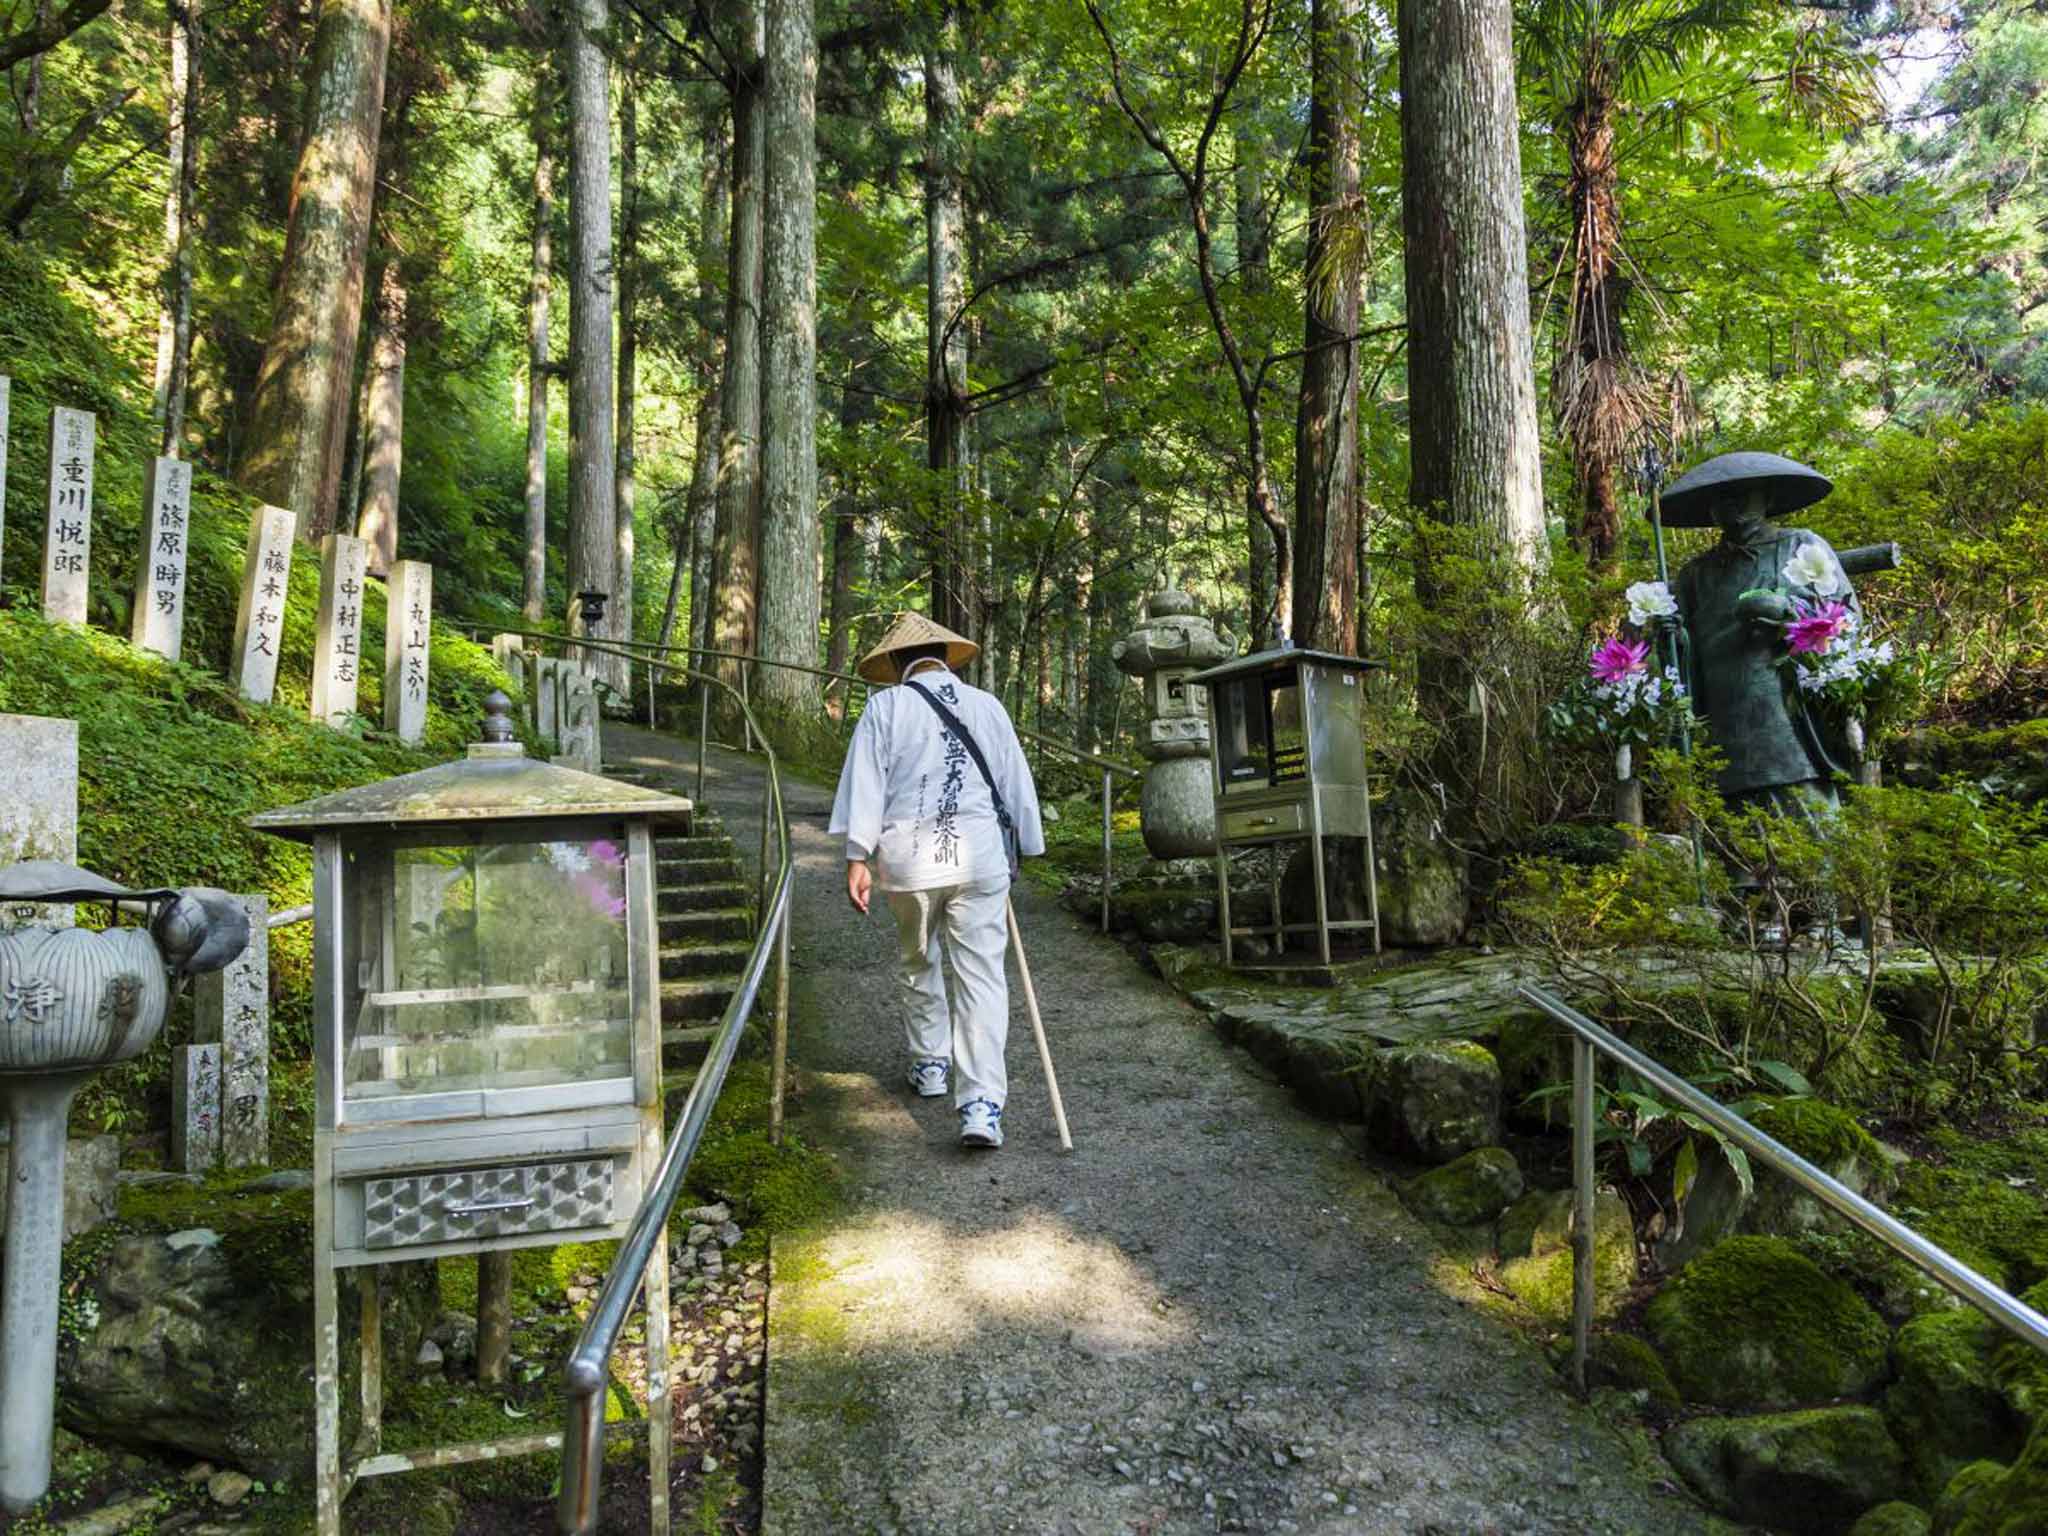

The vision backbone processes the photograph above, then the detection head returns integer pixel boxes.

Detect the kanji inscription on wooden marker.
[383,561,432,746]
[230,504,296,704]
[311,533,370,727]
[41,407,94,624]
[132,456,193,661]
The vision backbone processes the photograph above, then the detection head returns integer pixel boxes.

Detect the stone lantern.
[1112,588,1233,859]
[0,863,247,1512]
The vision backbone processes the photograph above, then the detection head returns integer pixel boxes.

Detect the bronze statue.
[1663,451,1859,819]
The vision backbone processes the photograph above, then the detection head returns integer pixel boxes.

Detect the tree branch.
[0,0,108,73]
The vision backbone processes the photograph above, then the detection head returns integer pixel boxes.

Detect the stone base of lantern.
[1138,757,1218,859]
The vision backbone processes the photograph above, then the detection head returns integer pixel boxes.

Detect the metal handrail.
[474,623,1138,934]
[541,636,795,1536]
[1516,983,2048,1394]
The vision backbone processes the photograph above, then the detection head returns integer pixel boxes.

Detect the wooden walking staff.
[1005,900,1073,1151]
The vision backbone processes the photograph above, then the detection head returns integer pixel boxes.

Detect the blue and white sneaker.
[907,1058,949,1098]
[958,1098,1003,1148]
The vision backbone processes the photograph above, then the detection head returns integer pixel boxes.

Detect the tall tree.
[238,0,391,538]
[615,67,640,658]
[522,71,555,626]
[709,4,766,683]
[1293,0,1363,654]
[1399,0,1547,834]
[563,0,616,668]
[355,257,406,573]
[925,5,974,637]
[686,98,729,660]
[756,0,820,709]
[151,0,199,453]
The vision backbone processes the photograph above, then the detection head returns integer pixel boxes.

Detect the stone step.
[662,1024,718,1069]
[661,978,736,1024]
[660,942,753,981]
[660,855,744,885]
[659,908,754,945]
[658,881,752,916]
[653,836,731,861]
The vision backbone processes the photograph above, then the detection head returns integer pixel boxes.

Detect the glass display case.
[1189,647,1383,965]
[341,836,635,1115]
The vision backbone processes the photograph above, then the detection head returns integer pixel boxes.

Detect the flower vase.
[1612,744,1643,830]
[1615,743,1633,783]
[1845,717,1866,762]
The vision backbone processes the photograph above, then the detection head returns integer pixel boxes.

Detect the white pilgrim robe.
[828,665,1046,892]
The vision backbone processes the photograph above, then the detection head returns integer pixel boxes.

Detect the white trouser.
[885,876,1010,1109]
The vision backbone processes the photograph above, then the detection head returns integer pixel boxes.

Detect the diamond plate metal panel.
[361,1158,614,1249]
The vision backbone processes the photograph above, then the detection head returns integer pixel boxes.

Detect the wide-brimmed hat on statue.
[856,612,980,685]
[1656,450,1833,529]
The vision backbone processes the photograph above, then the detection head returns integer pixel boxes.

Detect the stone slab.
[532,655,561,743]
[131,456,193,661]
[42,406,94,624]
[557,663,599,772]
[171,1042,222,1173]
[492,632,524,673]
[383,561,431,746]
[192,894,268,1168]
[310,532,369,727]
[0,712,78,928]
[0,1133,118,1241]
[229,505,295,704]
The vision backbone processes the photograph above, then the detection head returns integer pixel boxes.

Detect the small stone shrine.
[230,504,296,704]
[41,406,93,625]
[1112,587,1233,858]
[131,455,192,661]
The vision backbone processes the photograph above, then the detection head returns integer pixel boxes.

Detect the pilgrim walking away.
[828,614,1046,1148]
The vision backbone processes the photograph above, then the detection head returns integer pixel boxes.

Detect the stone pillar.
[310,533,369,727]
[131,456,193,661]
[193,893,269,1168]
[556,663,599,772]
[41,407,94,625]
[1112,588,1233,859]
[230,505,296,704]
[531,655,562,744]
[0,714,78,929]
[0,376,11,578]
[383,561,432,746]
[170,1043,222,1172]
[491,632,524,673]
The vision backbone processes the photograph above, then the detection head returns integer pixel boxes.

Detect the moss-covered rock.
[1588,1332,1681,1410]
[1665,1406,1909,1534]
[1646,1235,1891,1408]
[56,1177,436,1479]
[1851,1501,1933,1536]
[1891,1135,2048,1294]
[1747,1098,1898,1237]
[1497,1187,1637,1325]
[1933,1460,2007,1535]
[1941,1417,2048,1535]
[1372,788,1468,945]
[1885,1308,2023,1496]
[1398,1146,1524,1227]
[1367,1039,1502,1162]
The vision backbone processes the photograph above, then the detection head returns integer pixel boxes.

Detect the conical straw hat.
[856,612,980,684]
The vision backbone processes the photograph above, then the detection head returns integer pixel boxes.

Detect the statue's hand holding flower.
[1625,580,1678,630]
[1782,542,1846,597]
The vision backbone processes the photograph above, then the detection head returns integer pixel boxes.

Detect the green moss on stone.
[1753,1098,1886,1174]
[1885,1308,2022,1497]
[1947,1417,2048,1536]
[1646,1236,1891,1408]
[1933,1460,2006,1535]
[1589,1333,1681,1410]
[1892,1131,2048,1294]
[1497,1188,1637,1325]
[1849,1501,1932,1536]
[1399,1146,1524,1227]
[1664,1405,1909,1532]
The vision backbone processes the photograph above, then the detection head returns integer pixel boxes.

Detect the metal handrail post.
[697,682,710,803]
[645,657,655,728]
[1100,768,1112,935]
[740,668,754,753]
[769,912,790,1146]
[1570,1036,1595,1394]
[1519,983,2048,1380]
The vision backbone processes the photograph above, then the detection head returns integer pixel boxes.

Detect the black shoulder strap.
[904,679,1008,820]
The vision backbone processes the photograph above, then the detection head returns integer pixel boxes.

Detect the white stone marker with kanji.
[383,561,432,746]
[230,504,296,704]
[0,713,77,929]
[41,407,93,624]
[131,456,192,661]
[310,533,370,727]
[170,1043,221,1172]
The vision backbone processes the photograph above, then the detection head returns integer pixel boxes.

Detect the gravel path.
[605,725,1715,1536]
